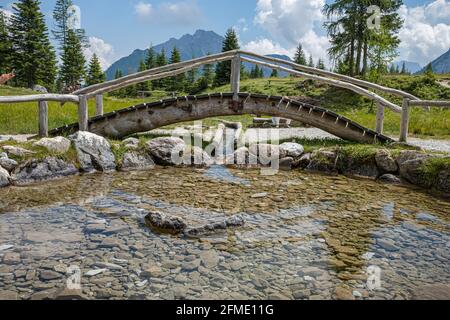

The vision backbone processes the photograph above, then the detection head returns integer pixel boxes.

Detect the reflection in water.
[0,167,448,300]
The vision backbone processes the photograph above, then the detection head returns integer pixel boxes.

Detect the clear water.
[0,167,448,300]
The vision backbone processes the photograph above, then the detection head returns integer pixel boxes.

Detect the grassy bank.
[0,73,449,139]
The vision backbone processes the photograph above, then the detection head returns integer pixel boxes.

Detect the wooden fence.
[0,50,448,142]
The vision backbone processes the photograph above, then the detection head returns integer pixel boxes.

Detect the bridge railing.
[0,50,448,142]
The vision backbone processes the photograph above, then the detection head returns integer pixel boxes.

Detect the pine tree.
[316,58,325,70]
[168,46,185,92]
[154,48,167,89]
[146,44,156,69]
[53,0,88,50]
[112,69,123,97]
[389,63,396,74]
[0,10,13,74]
[9,0,57,89]
[136,60,148,94]
[424,63,433,75]
[202,52,214,87]
[293,43,307,65]
[59,28,86,89]
[258,67,264,78]
[185,54,197,92]
[270,69,278,78]
[308,55,314,68]
[400,62,407,74]
[86,53,105,86]
[214,28,240,87]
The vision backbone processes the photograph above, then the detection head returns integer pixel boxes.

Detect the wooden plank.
[240,56,402,113]
[95,94,104,116]
[0,94,79,103]
[376,102,385,134]
[239,50,419,101]
[408,100,450,107]
[38,101,48,137]
[231,54,241,101]
[400,98,410,142]
[78,95,89,131]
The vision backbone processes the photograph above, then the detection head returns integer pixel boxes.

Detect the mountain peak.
[418,47,450,74]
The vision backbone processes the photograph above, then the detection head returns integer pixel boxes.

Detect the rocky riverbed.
[0,167,449,300]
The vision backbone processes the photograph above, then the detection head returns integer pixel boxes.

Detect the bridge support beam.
[95,94,104,116]
[400,98,410,142]
[78,95,89,131]
[38,101,48,137]
[231,54,241,102]
[376,102,385,134]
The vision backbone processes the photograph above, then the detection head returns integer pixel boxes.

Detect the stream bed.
[0,166,449,300]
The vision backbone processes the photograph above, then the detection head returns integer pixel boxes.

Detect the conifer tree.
[136,60,149,93]
[293,43,307,65]
[214,28,240,87]
[202,52,214,87]
[9,0,57,89]
[53,0,88,50]
[59,28,86,89]
[400,62,407,74]
[270,69,278,78]
[308,55,314,68]
[0,10,13,74]
[86,53,105,86]
[154,48,167,89]
[146,44,156,69]
[168,46,185,92]
[316,58,325,70]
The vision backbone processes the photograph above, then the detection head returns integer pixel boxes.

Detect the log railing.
[0,50,448,142]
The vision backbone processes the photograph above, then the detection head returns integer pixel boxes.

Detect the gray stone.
[54,288,86,300]
[436,169,450,193]
[280,142,304,158]
[0,157,18,171]
[11,157,78,185]
[39,270,62,280]
[33,137,71,154]
[375,149,398,173]
[144,211,187,234]
[1,145,35,157]
[69,131,116,172]
[0,165,10,187]
[122,137,140,148]
[2,252,20,265]
[32,84,48,93]
[199,250,220,268]
[279,157,294,170]
[295,153,311,169]
[121,151,155,171]
[306,149,338,174]
[0,290,18,300]
[182,146,212,168]
[377,238,399,251]
[378,174,401,184]
[146,137,186,166]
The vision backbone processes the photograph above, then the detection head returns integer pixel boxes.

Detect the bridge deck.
[49,93,393,144]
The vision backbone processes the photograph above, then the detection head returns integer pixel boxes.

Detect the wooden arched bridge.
[1,50,449,143]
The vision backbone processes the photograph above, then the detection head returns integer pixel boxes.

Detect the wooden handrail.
[0,94,79,103]
[238,50,419,101]
[408,100,450,107]
[240,56,402,113]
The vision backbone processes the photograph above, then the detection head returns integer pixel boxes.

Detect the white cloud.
[398,0,450,65]
[84,37,116,70]
[134,1,203,26]
[254,0,325,46]
[234,18,249,35]
[243,38,293,56]
[0,7,13,21]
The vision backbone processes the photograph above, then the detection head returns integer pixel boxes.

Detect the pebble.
[85,269,107,277]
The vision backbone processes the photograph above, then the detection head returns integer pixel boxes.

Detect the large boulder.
[146,137,186,166]
[121,151,155,171]
[375,149,398,173]
[378,174,402,184]
[0,156,18,172]
[337,151,379,178]
[280,142,304,158]
[33,137,71,154]
[306,149,338,174]
[31,84,48,93]
[69,131,116,172]
[11,157,78,185]
[122,137,140,150]
[399,158,430,187]
[436,170,450,194]
[0,166,10,187]
[396,150,431,167]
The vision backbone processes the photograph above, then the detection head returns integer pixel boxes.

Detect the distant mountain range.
[392,60,422,74]
[105,30,293,80]
[417,48,450,74]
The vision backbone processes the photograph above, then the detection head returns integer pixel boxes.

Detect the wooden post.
[400,98,410,142]
[38,101,48,137]
[95,94,103,116]
[375,102,385,134]
[78,95,88,131]
[231,53,241,102]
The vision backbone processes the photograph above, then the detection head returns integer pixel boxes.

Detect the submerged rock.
[378,174,402,184]
[279,157,294,170]
[33,136,71,154]
[411,284,450,300]
[184,215,245,237]
[145,211,187,234]
[11,157,78,185]
[121,151,155,171]
[146,137,186,166]
[69,131,116,172]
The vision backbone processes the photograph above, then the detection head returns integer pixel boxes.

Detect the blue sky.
[2,0,449,69]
